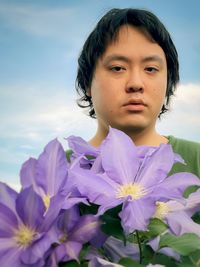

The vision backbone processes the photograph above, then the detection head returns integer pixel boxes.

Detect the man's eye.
[110,66,125,72]
[145,67,159,73]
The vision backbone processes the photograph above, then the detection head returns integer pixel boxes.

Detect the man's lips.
[122,99,147,111]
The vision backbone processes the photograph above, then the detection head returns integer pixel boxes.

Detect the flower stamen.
[154,201,170,219]
[43,194,51,210]
[116,183,147,200]
[14,224,36,248]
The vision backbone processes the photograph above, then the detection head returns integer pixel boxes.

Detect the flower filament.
[116,183,147,200]
[154,201,170,219]
[43,194,51,210]
[14,224,36,248]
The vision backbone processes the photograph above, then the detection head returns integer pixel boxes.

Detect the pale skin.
[88,25,169,147]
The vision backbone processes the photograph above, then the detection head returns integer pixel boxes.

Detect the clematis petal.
[70,215,100,243]
[159,247,181,261]
[69,167,117,205]
[55,241,82,262]
[155,172,200,200]
[57,206,80,233]
[97,199,122,216]
[67,135,99,157]
[0,182,18,213]
[0,203,18,237]
[16,186,45,229]
[41,193,67,232]
[136,144,177,187]
[166,211,200,237]
[120,198,156,233]
[37,139,68,196]
[20,158,39,190]
[146,264,165,267]
[21,233,54,265]
[0,247,21,267]
[148,236,180,261]
[103,236,139,262]
[100,128,140,184]
[184,188,200,216]
[89,256,123,267]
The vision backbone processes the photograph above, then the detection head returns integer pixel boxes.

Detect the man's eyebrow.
[102,54,165,65]
[141,55,165,65]
[102,54,131,64]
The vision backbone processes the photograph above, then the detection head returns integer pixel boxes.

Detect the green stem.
[136,230,142,264]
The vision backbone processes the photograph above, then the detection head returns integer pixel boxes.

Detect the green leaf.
[118,257,145,267]
[101,205,124,240]
[59,260,80,267]
[159,233,200,256]
[66,149,73,163]
[152,253,179,267]
[148,218,168,236]
[101,215,124,240]
[189,250,200,266]
[183,185,200,198]
[192,212,200,224]
[79,202,99,215]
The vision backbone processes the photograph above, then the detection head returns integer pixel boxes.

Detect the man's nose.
[125,69,144,93]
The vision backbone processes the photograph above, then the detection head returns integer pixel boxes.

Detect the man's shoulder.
[167,135,200,177]
[168,135,200,148]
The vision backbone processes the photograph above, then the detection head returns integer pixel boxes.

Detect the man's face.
[89,26,167,134]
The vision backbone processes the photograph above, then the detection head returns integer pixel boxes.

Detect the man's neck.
[88,126,168,147]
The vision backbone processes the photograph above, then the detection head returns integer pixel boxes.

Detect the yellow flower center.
[154,201,170,219]
[14,225,36,248]
[116,183,146,200]
[59,234,68,243]
[43,194,51,210]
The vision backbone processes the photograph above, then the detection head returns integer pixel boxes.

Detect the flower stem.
[136,230,142,264]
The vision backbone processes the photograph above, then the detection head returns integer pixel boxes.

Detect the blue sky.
[0,0,200,190]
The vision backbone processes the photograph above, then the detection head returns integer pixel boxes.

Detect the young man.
[76,8,200,177]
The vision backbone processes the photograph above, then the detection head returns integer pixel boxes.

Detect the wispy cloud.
[0,3,89,42]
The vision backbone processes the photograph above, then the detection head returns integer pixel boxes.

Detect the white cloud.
[157,83,200,141]
[0,82,96,150]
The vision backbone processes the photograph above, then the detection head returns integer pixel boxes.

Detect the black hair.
[76,8,179,118]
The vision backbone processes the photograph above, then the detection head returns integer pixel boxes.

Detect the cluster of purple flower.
[0,128,200,267]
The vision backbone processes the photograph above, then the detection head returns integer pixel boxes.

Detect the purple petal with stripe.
[166,211,200,237]
[55,241,82,262]
[154,172,200,200]
[16,186,45,229]
[100,128,140,184]
[0,182,18,213]
[37,139,68,196]
[0,203,18,237]
[70,215,100,243]
[120,198,156,233]
[136,144,176,187]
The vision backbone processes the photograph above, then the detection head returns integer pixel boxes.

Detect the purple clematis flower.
[0,183,65,267]
[153,188,200,237]
[69,128,200,234]
[46,205,102,265]
[20,139,86,211]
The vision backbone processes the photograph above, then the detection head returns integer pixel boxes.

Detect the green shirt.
[168,135,200,178]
